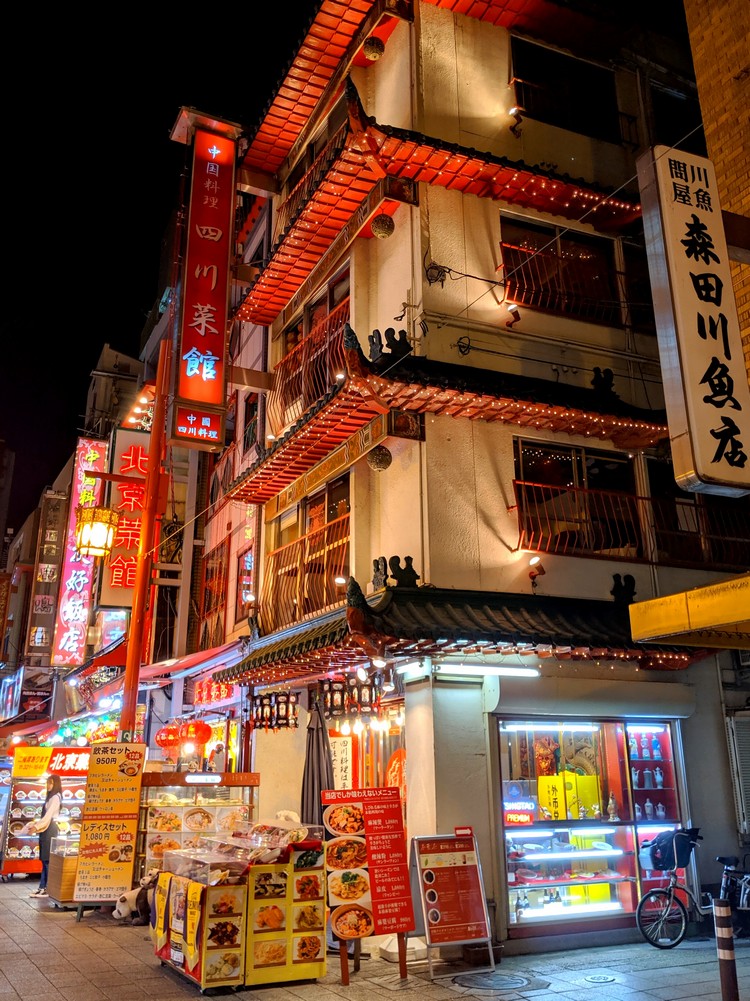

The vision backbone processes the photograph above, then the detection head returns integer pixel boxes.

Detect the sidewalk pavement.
[2,874,748,1001]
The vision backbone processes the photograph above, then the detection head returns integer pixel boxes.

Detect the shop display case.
[498,717,684,937]
[136,771,259,879]
[1,773,86,876]
[48,835,81,905]
[0,757,11,875]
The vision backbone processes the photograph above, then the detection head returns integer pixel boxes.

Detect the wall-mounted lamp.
[372,657,388,669]
[506,302,521,328]
[334,575,347,586]
[529,556,546,590]
[356,665,369,683]
[381,669,396,693]
[509,106,524,138]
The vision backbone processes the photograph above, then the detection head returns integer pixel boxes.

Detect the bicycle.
[635,826,750,949]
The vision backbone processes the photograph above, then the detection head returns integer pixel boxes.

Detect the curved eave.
[236,113,640,327]
[216,586,702,689]
[242,0,375,176]
[226,353,666,507]
[226,386,384,505]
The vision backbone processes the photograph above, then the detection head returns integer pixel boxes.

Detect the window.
[262,475,351,632]
[200,540,228,649]
[650,85,706,157]
[500,216,655,332]
[510,37,620,143]
[242,393,258,454]
[514,439,638,555]
[235,547,255,623]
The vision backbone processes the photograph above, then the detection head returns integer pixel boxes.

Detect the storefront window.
[497,718,680,933]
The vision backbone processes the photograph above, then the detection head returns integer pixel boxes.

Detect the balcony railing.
[260,514,350,633]
[513,480,750,571]
[266,298,350,438]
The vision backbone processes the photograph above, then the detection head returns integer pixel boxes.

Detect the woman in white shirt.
[28,774,62,897]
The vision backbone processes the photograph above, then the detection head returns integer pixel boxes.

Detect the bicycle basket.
[641,827,701,871]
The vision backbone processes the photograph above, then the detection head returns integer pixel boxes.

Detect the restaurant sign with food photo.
[322,787,415,938]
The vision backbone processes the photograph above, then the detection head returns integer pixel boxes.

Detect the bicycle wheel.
[636,889,688,948]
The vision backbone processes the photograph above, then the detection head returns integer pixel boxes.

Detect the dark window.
[243,393,258,453]
[650,86,706,157]
[235,547,255,622]
[511,37,620,143]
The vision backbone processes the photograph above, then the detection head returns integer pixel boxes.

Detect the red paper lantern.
[154,724,181,749]
[179,720,212,745]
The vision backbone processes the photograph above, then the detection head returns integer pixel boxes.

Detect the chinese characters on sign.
[412,835,490,946]
[321,786,414,938]
[169,128,235,450]
[637,146,750,496]
[51,439,109,665]
[73,743,146,902]
[99,430,149,608]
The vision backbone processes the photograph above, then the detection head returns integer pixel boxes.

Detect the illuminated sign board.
[98,429,148,608]
[169,127,235,450]
[638,146,749,496]
[51,438,108,666]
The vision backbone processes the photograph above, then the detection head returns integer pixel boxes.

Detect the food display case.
[47,835,81,905]
[1,760,87,877]
[0,757,11,876]
[136,771,260,879]
[153,821,327,989]
[498,718,685,937]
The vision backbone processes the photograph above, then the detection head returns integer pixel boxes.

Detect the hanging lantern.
[367,444,393,471]
[370,213,395,239]
[154,724,181,749]
[75,505,120,558]
[179,720,212,745]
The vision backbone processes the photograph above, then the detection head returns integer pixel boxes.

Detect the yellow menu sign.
[73,743,146,902]
[11,747,53,778]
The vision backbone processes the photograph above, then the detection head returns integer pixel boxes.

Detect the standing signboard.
[411,832,495,978]
[73,743,146,901]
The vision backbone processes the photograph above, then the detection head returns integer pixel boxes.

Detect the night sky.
[2,11,313,530]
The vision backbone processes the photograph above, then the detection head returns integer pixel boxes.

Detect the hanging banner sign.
[73,743,146,902]
[169,126,236,451]
[637,146,749,496]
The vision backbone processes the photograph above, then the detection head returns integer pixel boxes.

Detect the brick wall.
[683,0,750,367]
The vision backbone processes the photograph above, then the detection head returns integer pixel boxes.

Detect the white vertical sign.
[637,146,749,496]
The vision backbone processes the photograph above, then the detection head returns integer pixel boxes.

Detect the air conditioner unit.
[738,649,750,668]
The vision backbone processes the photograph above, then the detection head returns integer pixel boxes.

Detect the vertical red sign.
[51,438,109,666]
[171,127,235,449]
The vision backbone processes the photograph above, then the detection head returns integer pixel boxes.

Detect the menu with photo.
[321,786,414,940]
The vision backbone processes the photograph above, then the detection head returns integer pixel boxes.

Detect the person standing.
[27,774,62,897]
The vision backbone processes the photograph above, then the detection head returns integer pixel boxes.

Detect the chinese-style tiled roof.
[237,80,641,327]
[241,1,632,177]
[226,334,667,506]
[214,584,700,688]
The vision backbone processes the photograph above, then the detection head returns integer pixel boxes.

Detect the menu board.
[321,786,414,941]
[244,844,327,984]
[73,743,146,901]
[412,835,490,945]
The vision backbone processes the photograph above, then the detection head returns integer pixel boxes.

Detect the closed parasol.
[300,699,335,827]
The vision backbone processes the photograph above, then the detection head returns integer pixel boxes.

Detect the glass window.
[511,37,620,143]
[498,718,680,929]
[243,393,258,454]
[235,548,255,623]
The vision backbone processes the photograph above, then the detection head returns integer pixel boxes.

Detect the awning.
[88,640,248,707]
[629,575,750,649]
[0,717,56,741]
[216,585,704,688]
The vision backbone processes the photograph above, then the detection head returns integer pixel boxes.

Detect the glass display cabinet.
[136,771,259,879]
[48,835,81,905]
[498,718,683,937]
